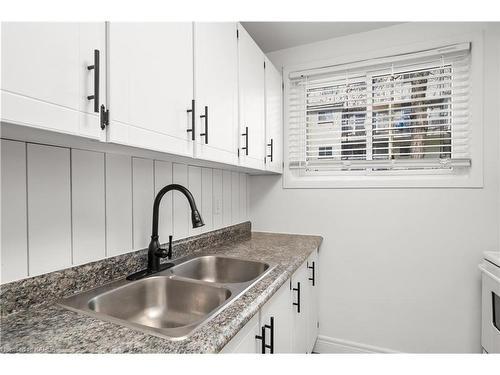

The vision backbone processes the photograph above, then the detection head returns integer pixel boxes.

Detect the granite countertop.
[0,232,322,353]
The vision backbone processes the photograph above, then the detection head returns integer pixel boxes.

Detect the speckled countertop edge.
[0,231,322,353]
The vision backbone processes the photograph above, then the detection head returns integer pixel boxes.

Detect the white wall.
[250,23,500,353]
[1,140,249,283]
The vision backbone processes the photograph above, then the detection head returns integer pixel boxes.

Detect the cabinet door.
[259,280,292,353]
[264,58,283,173]
[220,313,261,353]
[194,23,239,166]
[306,249,319,352]
[291,261,310,353]
[237,24,265,170]
[1,22,106,140]
[107,22,194,157]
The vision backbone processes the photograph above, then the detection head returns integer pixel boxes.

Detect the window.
[286,42,477,187]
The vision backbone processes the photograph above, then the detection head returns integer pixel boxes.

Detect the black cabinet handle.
[293,282,301,313]
[255,326,266,354]
[241,126,249,155]
[267,138,273,162]
[200,105,208,144]
[264,317,274,353]
[308,261,316,286]
[100,104,109,130]
[186,99,195,141]
[87,49,100,113]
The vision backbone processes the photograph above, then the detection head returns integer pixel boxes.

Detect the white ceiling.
[240,22,401,53]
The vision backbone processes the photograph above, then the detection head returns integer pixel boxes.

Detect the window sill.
[283,169,483,189]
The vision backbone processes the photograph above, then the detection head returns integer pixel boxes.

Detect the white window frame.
[283,32,484,189]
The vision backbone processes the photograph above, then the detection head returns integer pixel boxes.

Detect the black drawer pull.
[87,49,100,113]
[293,282,301,313]
[200,105,208,144]
[241,126,249,155]
[264,317,274,353]
[267,138,273,162]
[255,326,266,354]
[186,99,195,140]
[307,261,316,286]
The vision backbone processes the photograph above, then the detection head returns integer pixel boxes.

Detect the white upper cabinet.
[264,58,283,173]
[107,22,194,157]
[237,24,266,170]
[194,23,239,166]
[1,22,106,140]
[2,22,282,174]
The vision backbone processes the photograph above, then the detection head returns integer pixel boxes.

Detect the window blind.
[288,43,472,173]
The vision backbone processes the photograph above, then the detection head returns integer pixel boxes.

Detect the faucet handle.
[167,235,173,260]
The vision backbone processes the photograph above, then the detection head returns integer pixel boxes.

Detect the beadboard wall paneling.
[71,149,106,265]
[1,140,28,283]
[132,157,154,250]
[212,169,223,230]
[239,173,247,222]
[201,167,214,232]
[105,153,133,257]
[0,141,249,283]
[172,163,189,239]
[222,170,232,227]
[231,171,239,224]
[154,160,173,243]
[188,165,203,237]
[27,143,72,276]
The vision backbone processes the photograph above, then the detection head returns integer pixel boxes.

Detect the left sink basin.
[60,276,232,339]
[89,277,231,329]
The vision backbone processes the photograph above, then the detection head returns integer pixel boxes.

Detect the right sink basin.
[171,255,270,284]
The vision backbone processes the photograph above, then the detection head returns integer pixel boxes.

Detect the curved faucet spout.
[151,184,204,238]
[127,184,204,280]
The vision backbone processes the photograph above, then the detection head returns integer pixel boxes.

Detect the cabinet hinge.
[236,29,239,39]
[100,104,109,130]
[317,321,320,328]
[237,148,240,157]
[264,61,266,69]
[282,81,284,90]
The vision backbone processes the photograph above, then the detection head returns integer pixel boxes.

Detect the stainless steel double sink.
[59,255,273,340]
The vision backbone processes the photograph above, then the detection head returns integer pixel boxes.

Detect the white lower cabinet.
[220,313,261,353]
[291,260,310,353]
[222,251,319,353]
[259,279,293,353]
[306,249,319,351]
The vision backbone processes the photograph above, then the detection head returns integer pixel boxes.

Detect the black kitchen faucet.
[127,184,204,280]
